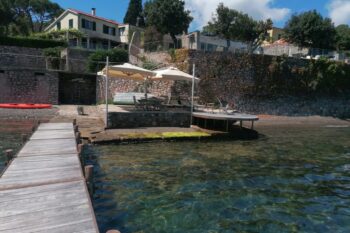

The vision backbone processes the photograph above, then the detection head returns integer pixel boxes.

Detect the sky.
[51,0,350,31]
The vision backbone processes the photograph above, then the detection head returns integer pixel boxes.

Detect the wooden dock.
[192,112,259,131]
[0,123,99,233]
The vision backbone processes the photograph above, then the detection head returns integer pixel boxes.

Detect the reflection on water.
[87,126,350,233]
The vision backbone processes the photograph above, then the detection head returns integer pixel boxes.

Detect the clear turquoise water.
[86,126,350,233]
[0,132,23,172]
[0,121,33,172]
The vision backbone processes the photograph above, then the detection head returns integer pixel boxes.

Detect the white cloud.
[328,0,350,25]
[185,0,291,30]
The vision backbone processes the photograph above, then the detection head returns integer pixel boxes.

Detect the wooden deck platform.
[0,123,99,233]
[192,112,259,131]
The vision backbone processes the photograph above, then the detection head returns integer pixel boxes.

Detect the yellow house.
[45,8,121,50]
[267,27,285,43]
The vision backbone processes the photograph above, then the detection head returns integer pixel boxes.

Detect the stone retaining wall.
[0,46,46,70]
[236,96,350,118]
[0,68,59,104]
[107,112,191,128]
[97,76,174,103]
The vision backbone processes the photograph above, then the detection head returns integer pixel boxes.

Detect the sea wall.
[237,96,350,118]
[107,112,191,128]
[179,49,350,118]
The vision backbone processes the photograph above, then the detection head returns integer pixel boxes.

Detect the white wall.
[78,15,120,42]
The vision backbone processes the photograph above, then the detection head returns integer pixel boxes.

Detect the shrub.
[43,47,62,70]
[32,29,85,41]
[0,36,66,48]
[168,48,176,62]
[142,61,158,70]
[88,49,129,72]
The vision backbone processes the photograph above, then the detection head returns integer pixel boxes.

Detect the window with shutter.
[93,22,96,31]
[103,25,109,34]
[82,19,86,28]
[69,19,73,29]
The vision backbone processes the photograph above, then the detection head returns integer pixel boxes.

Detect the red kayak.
[0,103,52,109]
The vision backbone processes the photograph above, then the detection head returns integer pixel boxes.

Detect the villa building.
[46,8,248,53]
[267,27,285,43]
[180,31,248,52]
[45,8,121,50]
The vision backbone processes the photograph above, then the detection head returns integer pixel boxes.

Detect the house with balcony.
[45,8,121,50]
[180,31,248,52]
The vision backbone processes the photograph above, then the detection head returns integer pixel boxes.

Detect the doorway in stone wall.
[58,72,96,105]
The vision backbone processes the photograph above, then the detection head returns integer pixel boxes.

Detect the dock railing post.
[77,143,84,166]
[84,165,94,195]
[75,132,81,144]
[74,125,79,133]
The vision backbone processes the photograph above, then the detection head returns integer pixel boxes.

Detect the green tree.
[144,26,163,51]
[0,0,63,36]
[144,0,193,44]
[28,0,63,32]
[335,24,350,51]
[123,0,145,27]
[203,3,272,53]
[284,10,336,49]
[0,0,17,35]
[88,49,129,72]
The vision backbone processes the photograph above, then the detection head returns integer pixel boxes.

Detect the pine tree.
[123,0,145,27]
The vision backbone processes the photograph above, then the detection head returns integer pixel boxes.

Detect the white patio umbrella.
[152,66,199,81]
[152,66,199,125]
[97,61,156,128]
[98,62,155,81]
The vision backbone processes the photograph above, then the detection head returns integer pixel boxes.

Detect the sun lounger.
[217,97,237,114]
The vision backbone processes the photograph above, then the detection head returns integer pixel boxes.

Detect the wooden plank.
[4,154,79,170]
[37,123,73,131]
[31,129,75,140]
[18,138,77,156]
[0,181,98,233]
[0,123,99,233]
[0,180,85,203]
[0,154,83,190]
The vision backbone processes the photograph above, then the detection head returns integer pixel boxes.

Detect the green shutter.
[82,19,86,28]
[93,22,96,31]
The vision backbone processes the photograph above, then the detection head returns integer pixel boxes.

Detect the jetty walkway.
[0,123,99,233]
[193,112,259,131]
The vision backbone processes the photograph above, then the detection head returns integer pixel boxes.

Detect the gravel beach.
[0,108,58,121]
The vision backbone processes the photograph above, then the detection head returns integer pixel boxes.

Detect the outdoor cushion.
[113,92,154,105]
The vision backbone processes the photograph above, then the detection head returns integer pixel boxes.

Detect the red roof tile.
[68,8,119,26]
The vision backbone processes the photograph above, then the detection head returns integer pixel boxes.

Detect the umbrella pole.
[190,64,195,126]
[105,56,109,128]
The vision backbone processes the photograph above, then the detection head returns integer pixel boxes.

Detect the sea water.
[85,126,350,233]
